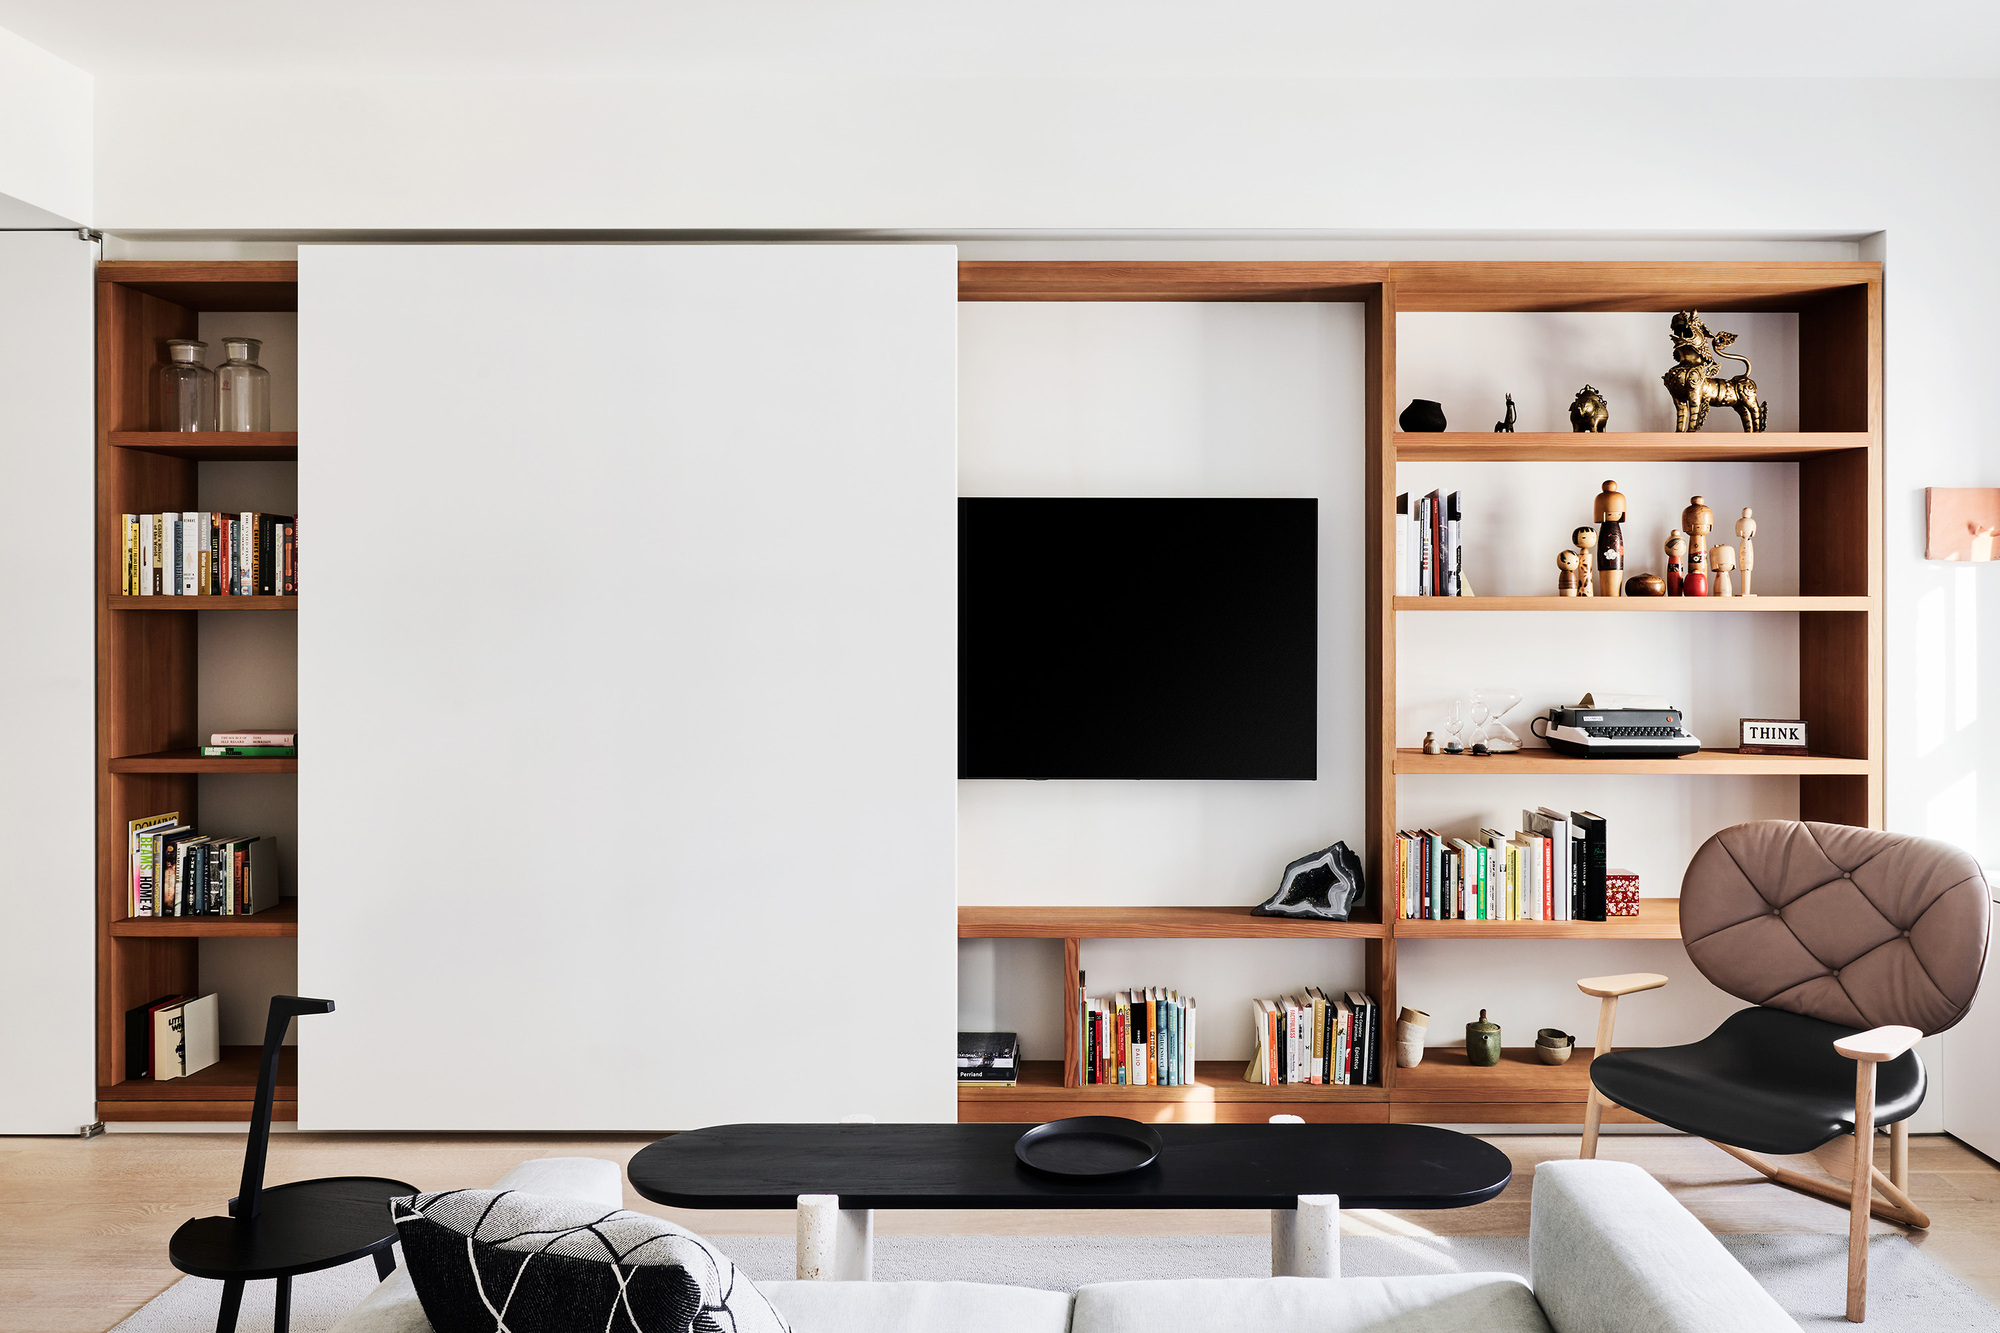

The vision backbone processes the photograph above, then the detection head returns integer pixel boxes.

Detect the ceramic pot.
[1466,1009,1501,1067]
[1399,399,1447,433]
[1395,1007,1431,1069]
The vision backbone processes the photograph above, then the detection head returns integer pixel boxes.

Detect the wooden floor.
[5,1130,1999,1332]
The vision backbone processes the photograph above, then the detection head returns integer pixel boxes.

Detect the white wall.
[0,25,89,226]
[0,231,95,1131]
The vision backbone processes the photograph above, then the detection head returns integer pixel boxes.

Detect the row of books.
[119,511,297,595]
[1396,490,1462,596]
[1077,975,1197,1086]
[1397,808,1609,921]
[127,811,280,918]
[1245,988,1381,1087]
[124,992,220,1080]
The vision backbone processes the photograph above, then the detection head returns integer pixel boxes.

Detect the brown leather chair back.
[1681,821,1990,1034]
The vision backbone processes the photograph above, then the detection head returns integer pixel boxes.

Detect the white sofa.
[330,1155,1800,1333]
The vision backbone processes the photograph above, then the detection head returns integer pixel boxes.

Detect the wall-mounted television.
[959,497,1317,780]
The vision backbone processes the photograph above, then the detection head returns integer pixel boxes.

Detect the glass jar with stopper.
[215,336,271,431]
[155,339,216,431]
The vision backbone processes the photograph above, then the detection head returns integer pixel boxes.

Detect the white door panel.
[298,245,958,1129]
[0,231,95,1133]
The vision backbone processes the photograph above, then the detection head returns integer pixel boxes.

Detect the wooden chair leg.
[1578,994,1619,1160]
[1848,1060,1876,1323]
[213,1280,244,1333]
[1891,1119,1909,1192]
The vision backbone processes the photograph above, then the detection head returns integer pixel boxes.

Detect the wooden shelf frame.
[95,261,302,1123]
[952,259,1883,1127]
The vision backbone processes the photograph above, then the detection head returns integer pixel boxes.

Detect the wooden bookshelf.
[1394,595,1868,612]
[1393,748,1872,777]
[108,430,297,461]
[109,748,297,774]
[110,900,298,937]
[953,259,1882,1127]
[107,595,296,611]
[95,261,300,1123]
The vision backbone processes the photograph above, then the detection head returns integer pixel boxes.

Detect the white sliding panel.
[298,245,958,1129]
[0,232,95,1133]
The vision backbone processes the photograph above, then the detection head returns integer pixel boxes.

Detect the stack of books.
[1397,490,1463,596]
[957,1032,1020,1087]
[1245,989,1380,1086]
[1397,808,1609,921]
[120,511,297,595]
[1076,973,1197,1086]
[126,811,280,918]
[202,729,296,758]
[123,993,220,1080]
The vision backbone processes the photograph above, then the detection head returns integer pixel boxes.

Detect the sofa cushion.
[1071,1274,1553,1333]
[764,1280,1074,1333]
[393,1187,788,1333]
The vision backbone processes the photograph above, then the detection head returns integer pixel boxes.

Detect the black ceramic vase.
[1399,399,1447,432]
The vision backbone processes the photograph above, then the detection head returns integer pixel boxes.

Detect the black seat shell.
[1589,1007,1924,1156]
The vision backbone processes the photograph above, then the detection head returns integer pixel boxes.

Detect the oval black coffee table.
[630,1121,1510,1280]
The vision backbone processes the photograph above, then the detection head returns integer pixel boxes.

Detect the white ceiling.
[2,0,1998,79]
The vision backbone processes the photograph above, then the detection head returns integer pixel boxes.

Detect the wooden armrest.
[1834,1025,1922,1062]
[1577,972,1669,999]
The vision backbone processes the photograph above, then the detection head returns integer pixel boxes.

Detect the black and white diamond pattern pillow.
[392,1189,789,1333]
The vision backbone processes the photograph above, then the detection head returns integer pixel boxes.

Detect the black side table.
[166,998,415,1333]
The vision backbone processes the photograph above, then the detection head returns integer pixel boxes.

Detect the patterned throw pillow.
[392,1188,789,1333]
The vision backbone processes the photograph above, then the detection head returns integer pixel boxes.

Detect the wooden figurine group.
[1557,488,1759,597]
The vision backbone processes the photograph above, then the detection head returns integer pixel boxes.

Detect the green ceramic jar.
[1466,1009,1502,1067]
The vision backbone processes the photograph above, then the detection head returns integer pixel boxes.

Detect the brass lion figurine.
[1664,310,1768,432]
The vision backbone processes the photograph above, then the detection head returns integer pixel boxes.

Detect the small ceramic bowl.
[1535,1028,1575,1065]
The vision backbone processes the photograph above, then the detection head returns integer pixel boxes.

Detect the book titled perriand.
[957,1032,1019,1086]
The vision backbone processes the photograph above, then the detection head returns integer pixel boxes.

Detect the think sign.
[1740,718,1808,753]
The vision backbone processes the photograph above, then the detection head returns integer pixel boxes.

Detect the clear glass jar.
[215,336,271,431]
[155,339,215,431]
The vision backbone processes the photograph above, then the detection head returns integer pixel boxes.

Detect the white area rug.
[113,1232,1997,1332]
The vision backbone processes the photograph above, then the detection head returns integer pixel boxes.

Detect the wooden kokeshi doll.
[1682,495,1714,596]
[1665,529,1688,596]
[1557,548,1582,596]
[1594,480,1627,597]
[1736,507,1756,596]
[1571,526,1597,597]
[1710,543,1737,596]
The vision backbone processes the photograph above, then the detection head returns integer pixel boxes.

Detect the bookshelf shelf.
[958,1060,1390,1124]
[959,904,1386,939]
[109,748,297,774]
[96,261,303,1123]
[98,1044,296,1123]
[1397,898,1679,939]
[110,901,299,937]
[1393,748,1870,777]
[1395,596,1868,612]
[1387,1047,1653,1125]
[1393,431,1867,462]
[107,595,296,611]
[108,430,297,461]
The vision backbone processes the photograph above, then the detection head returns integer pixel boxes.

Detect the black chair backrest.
[236,996,334,1221]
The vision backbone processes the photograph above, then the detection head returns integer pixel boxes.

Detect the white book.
[1416,495,1431,596]
[1184,997,1197,1083]
[180,993,220,1077]
[1445,492,1462,596]
[139,515,155,595]
[198,511,213,594]
[1395,494,1412,596]
[1536,808,1572,921]
[178,512,196,594]
[239,513,253,595]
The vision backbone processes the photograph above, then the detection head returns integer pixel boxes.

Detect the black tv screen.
[959,497,1317,780]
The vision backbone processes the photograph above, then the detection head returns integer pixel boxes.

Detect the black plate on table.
[1014,1116,1164,1178]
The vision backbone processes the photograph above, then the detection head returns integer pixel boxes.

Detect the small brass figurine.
[1664,310,1768,432]
[1495,393,1517,433]
[1665,529,1687,596]
[1682,496,1714,597]
[1736,507,1757,595]
[1625,573,1666,596]
[1594,480,1627,597]
[1569,385,1609,433]
[1710,543,1737,596]
[1571,526,1597,597]
[1557,548,1582,595]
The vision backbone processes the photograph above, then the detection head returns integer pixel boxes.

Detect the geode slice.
[1252,840,1367,921]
